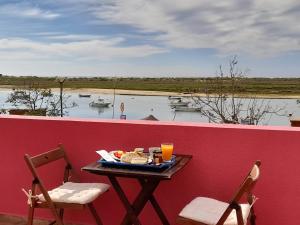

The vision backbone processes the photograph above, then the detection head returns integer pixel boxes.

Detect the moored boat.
[170,101,189,107]
[169,99,190,107]
[168,96,182,100]
[89,98,111,107]
[174,106,201,112]
[79,94,91,98]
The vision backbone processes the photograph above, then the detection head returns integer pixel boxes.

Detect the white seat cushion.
[38,182,110,204]
[179,197,251,225]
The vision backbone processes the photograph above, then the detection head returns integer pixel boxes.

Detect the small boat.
[170,102,189,107]
[89,98,111,108]
[169,99,189,107]
[168,96,182,100]
[79,94,91,98]
[174,106,201,112]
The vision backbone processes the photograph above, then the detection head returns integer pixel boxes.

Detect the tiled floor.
[0,214,82,225]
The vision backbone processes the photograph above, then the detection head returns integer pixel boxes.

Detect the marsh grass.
[1,76,300,95]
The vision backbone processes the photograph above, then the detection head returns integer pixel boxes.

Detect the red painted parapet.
[0,115,300,225]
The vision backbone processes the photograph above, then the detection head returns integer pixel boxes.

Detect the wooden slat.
[35,201,85,209]
[31,148,65,168]
[163,155,192,179]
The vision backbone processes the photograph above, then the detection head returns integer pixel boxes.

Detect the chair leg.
[27,206,34,225]
[88,203,103,225]
[49,208,64,225]
[59,209,65,220]
[250,207,256,225]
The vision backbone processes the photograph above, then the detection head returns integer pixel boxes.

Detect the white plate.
[109,151,153,164]
[109,151,123,161]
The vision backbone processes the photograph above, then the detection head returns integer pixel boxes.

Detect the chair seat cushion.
[38,182,110,204]
[179,197,250,225]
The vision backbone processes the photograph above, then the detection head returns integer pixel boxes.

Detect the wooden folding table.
[82,154,192,225]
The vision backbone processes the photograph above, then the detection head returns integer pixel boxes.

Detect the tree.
[191,56,285,125]
[7,82,76,116]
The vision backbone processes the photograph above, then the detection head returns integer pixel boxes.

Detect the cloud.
[45,34,109,41]
[86,0,300,57]
[0,2,60,20]
[0,36,167,61]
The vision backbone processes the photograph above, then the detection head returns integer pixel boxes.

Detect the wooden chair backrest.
[216,161,261,225]
[24,144,74,205]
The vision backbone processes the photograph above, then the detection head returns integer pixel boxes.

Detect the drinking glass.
[161,143,174,161]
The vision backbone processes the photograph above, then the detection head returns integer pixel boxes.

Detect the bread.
[120,152,138,163]
[131,157,148,164]
[120,152,148,164]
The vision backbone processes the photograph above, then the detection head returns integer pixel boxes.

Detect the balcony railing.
[0,115,299,225]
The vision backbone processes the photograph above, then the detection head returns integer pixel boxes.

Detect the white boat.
[89,98,111,108]
[174,106,201,112]
[169,99,190,107]
[168,96,182,100]
[170,102,189,107]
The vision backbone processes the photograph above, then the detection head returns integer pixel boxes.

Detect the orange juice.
[161,143,173,161]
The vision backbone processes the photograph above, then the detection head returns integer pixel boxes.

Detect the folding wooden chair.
[177,161,261,225]
[23,144,110,225]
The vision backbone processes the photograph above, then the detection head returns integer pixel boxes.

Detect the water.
[1,89,299,126]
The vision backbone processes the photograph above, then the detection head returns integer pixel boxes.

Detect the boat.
[169,99,189,107]
[174,106,201,112]
[79,94,91,98]
[168,96,182,100]
[170,102,189,107]
[89,98,111,108]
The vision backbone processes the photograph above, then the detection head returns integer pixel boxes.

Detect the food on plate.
[134,148,144,153]
[131,157,148,164]
[113,150,125,159]
[120,151,148,164]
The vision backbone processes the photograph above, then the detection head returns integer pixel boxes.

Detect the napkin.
[96,150,116,162]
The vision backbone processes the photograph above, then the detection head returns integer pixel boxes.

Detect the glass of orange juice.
[161,143,174,162]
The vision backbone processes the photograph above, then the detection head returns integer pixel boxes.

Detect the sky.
[0,0,299,77]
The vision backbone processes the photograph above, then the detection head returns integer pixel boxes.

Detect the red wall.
[0,115,300,225]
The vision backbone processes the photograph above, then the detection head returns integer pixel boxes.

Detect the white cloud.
[46,34,110,41]
[0,3,60,20]
[0,0,299,76]
[0,37,167,61]
[87,0,300,57]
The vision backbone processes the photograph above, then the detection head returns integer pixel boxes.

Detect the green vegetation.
[1,75,300,96]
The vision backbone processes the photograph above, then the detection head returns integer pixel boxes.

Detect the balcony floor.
[0,214,82,225]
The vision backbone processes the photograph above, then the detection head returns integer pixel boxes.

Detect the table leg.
[109,176,170,225]
[120,178,160,225]
[108,176,141,225]
[121,178,166,225]
[139,179,170,225]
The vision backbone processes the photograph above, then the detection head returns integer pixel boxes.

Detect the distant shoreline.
[2,77,300,98]
[1,86,300,99]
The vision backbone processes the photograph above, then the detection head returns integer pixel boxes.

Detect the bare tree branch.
[191,56,286,125]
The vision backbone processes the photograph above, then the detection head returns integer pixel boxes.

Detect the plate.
[109,151,153,164]
[109,151,124,161]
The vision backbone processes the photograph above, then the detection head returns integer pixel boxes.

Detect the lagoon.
[0,89,298,126]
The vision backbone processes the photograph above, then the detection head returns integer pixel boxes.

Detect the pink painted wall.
[0,115,300,225]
